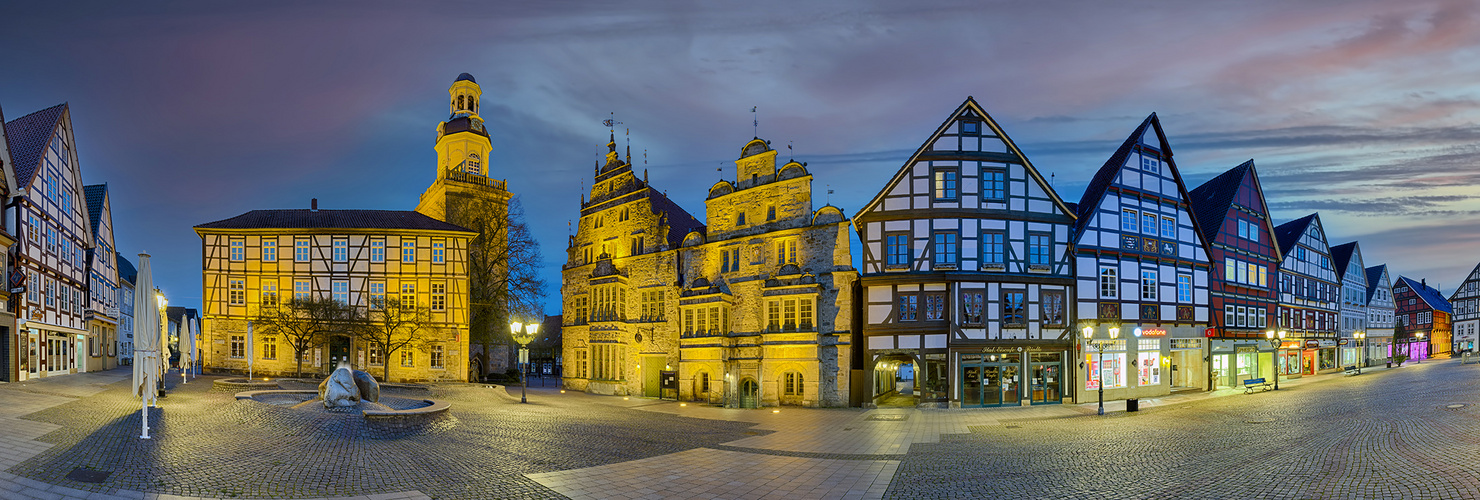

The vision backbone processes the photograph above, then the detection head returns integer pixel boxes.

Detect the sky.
[3,0,1480,313]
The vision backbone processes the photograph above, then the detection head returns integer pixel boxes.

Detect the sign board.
[1139,328,1167,337]
[1304,340,1320,348]
[660,371,678,390]
[1204,328,1217,338]
[518,348,529,365]
[1338,339,1350,346]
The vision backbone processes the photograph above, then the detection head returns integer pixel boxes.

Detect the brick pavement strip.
[5,362,1480,499]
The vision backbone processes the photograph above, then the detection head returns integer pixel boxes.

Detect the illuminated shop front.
[957,345,1068,408]
[1209,339,1273,389]
[1080,327,1171,401]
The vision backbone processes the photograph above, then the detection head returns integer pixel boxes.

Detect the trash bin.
[1126,398,1139,412]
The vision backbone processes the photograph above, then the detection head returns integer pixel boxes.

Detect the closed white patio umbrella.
[130,252,161,439]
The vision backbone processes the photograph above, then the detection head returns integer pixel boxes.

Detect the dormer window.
[960,121,980,135]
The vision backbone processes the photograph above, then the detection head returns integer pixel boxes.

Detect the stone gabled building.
[560,131,855,408]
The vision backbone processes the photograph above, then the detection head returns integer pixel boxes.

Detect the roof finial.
[625,127,631,165]
[788,141,794,162]
[752,106,758,139]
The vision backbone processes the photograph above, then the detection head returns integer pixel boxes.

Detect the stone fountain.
[235,361,452,436]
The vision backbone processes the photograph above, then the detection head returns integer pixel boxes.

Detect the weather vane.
[752,106,758,138]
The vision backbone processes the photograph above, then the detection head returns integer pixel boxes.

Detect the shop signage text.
[1139,328,1167,337]
[1304,340,1321,348]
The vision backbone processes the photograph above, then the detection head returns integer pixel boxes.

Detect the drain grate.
[867,414,909,421]
[1245,418,1277,424]
[66,467,110,484]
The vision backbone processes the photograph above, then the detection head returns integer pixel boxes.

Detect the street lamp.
[1265,330,1286,390]
[157,291,168,396]
[1083,325,1118,416]
[510,321,540,403]
[1416,332,1425,363]
[1354,331,1366,374]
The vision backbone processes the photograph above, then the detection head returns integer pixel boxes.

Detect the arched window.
[457,95,465,111]
[465,153,481,175]
[784,371,803,396]
[697,372,711,401]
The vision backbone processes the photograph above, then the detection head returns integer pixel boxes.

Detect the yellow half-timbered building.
[195,206,476,382]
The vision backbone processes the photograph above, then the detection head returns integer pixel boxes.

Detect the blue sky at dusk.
[3,1,1479,312]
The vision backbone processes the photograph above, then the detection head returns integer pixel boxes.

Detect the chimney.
[1422,278,1426,289]
[311,198,318,212]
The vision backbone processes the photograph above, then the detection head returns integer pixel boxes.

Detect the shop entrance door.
[962,365,981,407]
[1303,349,1316,375]
[959,354,1023,408]
[1029,353,1062,404]
[1211,354,1231,388]
[982,365,1002,406]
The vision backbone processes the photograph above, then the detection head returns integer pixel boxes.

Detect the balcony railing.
[446,171,508,190]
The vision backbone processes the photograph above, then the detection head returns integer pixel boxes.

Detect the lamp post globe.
[510,321,540,403]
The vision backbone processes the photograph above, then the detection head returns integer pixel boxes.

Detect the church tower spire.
[417,72,509,222]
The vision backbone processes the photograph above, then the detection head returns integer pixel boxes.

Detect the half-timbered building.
[1329,242,1369,367]
[5,104,92,381]
[118,253,136,365]
[1364,264,1396,362]
[1073,114,1212,401]
[84,184,121,372]
[1393,276,1452,360]
[195,206,476,382]
[854,97,1077,408]
[0,106,20,381]
[1188,160,1281,389]
[1449,262,1480,353]
[1274,214,1341,375]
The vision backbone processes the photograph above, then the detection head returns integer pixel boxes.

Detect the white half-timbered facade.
[6,104,93,381]
[1274,213,1342,374]
[855,97,1077,408]
[1330,242,1368,368]
[84,184,121,373]
[1448,262,1480,353]
[1364,265,1395,363]
[1071,114,1211,401]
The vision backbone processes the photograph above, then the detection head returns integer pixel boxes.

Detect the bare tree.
[253,296,357,378]
[447,195,546,380]
[357,298,437,381]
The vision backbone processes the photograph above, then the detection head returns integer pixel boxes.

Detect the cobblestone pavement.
[2,360,1478,499]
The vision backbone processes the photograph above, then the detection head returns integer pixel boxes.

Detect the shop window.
[1137,339,1160,386]
[1085,350,1126,389]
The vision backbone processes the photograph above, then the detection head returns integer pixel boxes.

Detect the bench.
[1344,366,1359,375]
[1243,378,1272,394]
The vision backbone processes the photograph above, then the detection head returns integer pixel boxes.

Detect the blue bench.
[1243,378,1272,394]
[1343,366,1359,375]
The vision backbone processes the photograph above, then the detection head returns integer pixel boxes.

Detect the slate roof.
[195,209,474,233]
[1397,276,1453,314]
[649,190,704,250]
[1329,242,1357,281]
[85,184,107,237]
[1274,213,1318,256]
[3,103,66,188]
[1188,160,1254,247]
[1365,265,1388,303]
[116,252,137,285]
[1074,114,1163,231]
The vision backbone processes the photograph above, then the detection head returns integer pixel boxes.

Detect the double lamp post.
[1080,325,1119,416]
[509,321,540,403]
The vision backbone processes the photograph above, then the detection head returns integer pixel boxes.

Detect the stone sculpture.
[353,369,380,403]
[319,362,361,408]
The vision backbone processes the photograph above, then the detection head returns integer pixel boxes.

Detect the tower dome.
[454,72,477,84]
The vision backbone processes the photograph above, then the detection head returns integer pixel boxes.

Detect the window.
[1141,156,1158,174]
[933,168,958,200]
[262,281,278,307]
[230,335,244,358]
[1122,209,1138,232]
[1177,275,1192,303]
[402,241,416,263]
[1141,271,1158,301]
[736,212,746,226]
[982,169,1006,201]
[27,215,39,244]
[722,249,732,273]
[431,282,446,311]
[1161,216,1176,238]
[1099,267,1118,299]
[897,293,918,321]
[430,345,444,369]
[262,337,277,360]
[230,239,245,261]
[1141,213,1157,236]
[45,278,54,307]
[331,238,347,262]
[799,300,813,330]
[776,239,798,264]
[960,121,980,135]
[228,278,246,305]
[982,232,1005,268]
[641,290,665,320]
[295,238,310,262]
[1041,291,1065,326]
[401,283,416,309]
[262,240,277,261]
[933,231,958,269]
[46,227,56,254]
[767,205,776,221]
[630,237,644,256]
[401,350,415,367]
[1137,339,1160,385]
[783,372,803,396]
[369,282,386,309]
[332,280,349,304]
[368,344,383,366]
[924,293,945,321]
[1002,291,1026,327]
[370,239,385,263]
[1027,232,1051,266]
[885,232,910,268]
[432,241,445,263]
[27,271,38,303]
[294,279,311,301]
[962,291,984,325]
[1237,220,1249,239]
